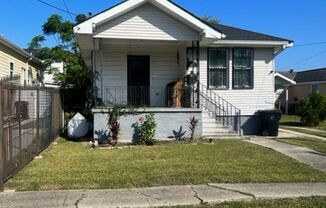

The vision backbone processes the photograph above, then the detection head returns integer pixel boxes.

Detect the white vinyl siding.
[94,3,200,41]
[0,43,41,85]
[200,47,275,115]
[96,40,184,107]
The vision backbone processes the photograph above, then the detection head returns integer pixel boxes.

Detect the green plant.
[108,105,137,146]
[189,116,199,140]
[108,106,122,146]
[295,93,326,126]
[139,113,157,146]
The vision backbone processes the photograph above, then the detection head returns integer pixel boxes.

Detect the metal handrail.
[101,86,196,108]
[199,83,242,135]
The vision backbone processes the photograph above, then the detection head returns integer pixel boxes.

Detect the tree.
[201,15,220,24]
[295,93,326,126]
[28,14,92,106]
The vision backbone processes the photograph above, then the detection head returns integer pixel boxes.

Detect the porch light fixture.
[187,60,198,75]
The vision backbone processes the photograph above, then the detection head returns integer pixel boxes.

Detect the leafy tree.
[295,93,326,126]
[201,15,220,24]
[28,14,92,106]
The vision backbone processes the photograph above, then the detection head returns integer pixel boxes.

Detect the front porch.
[94,39,200,108]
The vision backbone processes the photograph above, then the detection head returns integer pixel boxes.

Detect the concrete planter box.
[93,108,202,142]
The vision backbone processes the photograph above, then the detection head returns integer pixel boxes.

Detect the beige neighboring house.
[275,68,326,114]
[0,35,43,85]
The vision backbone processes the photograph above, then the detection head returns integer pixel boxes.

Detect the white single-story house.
[74,0,293,140]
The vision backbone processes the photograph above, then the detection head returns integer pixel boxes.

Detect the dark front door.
[127,55,150,106]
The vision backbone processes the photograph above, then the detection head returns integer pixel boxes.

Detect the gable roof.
[207,23,293,43]
[294,68,326,83]
[278,71,297,81]
[274,72,296,85]
[74,0,224,39]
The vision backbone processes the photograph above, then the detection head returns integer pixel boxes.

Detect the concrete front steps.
[202,111,238,138]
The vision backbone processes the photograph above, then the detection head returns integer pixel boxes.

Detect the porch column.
[285,85,289,115]
[92,38,101,106]
[195,41,200,108]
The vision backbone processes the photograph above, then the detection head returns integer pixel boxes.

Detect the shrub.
[189,116,199,140]
[108,106,121,146]
[107,105,138,146]
[139,113,157,146]
[295,93,326,126]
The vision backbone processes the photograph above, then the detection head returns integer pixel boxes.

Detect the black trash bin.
[259,110,282,136]
[15,101,29,120]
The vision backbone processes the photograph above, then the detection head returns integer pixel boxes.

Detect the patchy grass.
[175,196,326,208]
[277,137,326,154]
[6,138,326,191]
[280,115,326,131]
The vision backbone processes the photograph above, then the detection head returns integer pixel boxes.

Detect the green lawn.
[175,197,326,208]
[280,115,326,131]
[276,137,326,154]
[6,138,326,191]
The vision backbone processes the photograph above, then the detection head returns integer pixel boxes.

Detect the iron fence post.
[239,110,242,136]
[0,85,4,191]
[36,87,40,154]
[18,87,22,162]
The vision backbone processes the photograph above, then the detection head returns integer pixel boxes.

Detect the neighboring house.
[276,68,326,114]
[274,70,296,114]
[74,0,292,139]
[0,35,43,85]
[43,62,64,88]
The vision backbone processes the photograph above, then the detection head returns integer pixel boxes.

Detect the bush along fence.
[0,84,63,191]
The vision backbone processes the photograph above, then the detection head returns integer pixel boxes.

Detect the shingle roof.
[207,23,293,42]
[294,68,326,83]
[278,71,297,80]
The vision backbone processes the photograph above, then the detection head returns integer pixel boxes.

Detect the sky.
[0,0,325,71]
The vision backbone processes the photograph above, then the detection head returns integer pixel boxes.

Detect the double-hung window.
[9,62,14,79]
[233,48,254,89]
[208,48,228,89]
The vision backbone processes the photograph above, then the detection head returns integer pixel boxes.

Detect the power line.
[36,0,77,16]
[282,49,326,69]
[62,0,74,21]
[294,41,326,47]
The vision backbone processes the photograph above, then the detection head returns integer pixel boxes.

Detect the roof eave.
[275,72,296,85]
[0,36,43,67]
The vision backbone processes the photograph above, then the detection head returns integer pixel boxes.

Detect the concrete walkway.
[246,138,326,172]
[279,128,326,141]
[1,183,326,208]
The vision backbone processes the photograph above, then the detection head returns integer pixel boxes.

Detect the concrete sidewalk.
[1,183,326,208]
[246,138,326,172]
[279,128,326,141]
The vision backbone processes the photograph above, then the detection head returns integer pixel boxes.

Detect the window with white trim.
[208,48,228,89]
[233,48,254,89]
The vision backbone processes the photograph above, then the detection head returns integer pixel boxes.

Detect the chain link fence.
[0,84,63,191]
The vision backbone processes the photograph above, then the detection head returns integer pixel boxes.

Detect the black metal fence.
[0,84,63,191]
[101,86,197,108]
